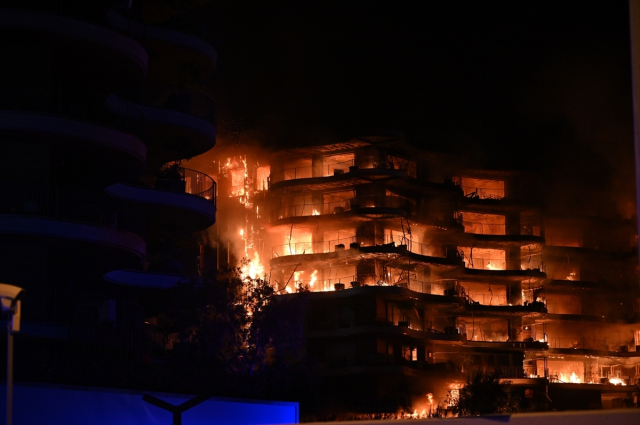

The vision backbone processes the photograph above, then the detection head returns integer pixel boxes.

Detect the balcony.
[106,168,216,233]
[155,166,216,205]
[0,184,145,258]
[0,8,147,81]
[107,8,217,76]
[106,95,216,165]
[272,236,357,257]
[270,195,416,222]
[463,221,506,235]
[268,160,425,193]
[0,81,147,172]
[104,245,200,289]
[270,159,354,184]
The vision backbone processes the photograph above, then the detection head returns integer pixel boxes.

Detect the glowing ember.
[239,228,244,236]
[312,209,320,215]
[566,272,576,280]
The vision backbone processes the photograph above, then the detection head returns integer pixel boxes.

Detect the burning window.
[387,155,417,178]
[276,228,313,256]
[323,228,356,252]
[324,190,355,213]
[546,262,580,281]
[230,167,245,197]
[255,165,270,191]
[322,265,356,291]
[283,158,312,181]
[460,177,505,199]
[520,245,544,271]
[323,153,354,176]
[459,247,506,270]
[464,282,508,305]
[460,212,506,235]
[547,360,584,383]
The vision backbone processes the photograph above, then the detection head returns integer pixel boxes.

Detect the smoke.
[518,47,635,217]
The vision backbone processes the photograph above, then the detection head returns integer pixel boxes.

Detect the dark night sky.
[199,1,635,212]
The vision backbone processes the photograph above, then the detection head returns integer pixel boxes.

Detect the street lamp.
[0,284,24,425]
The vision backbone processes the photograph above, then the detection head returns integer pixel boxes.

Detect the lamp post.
[0,284,24,425]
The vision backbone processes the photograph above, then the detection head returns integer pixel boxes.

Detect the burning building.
[211,132,640,413]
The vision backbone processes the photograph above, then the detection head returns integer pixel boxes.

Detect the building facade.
[214,132,640,412]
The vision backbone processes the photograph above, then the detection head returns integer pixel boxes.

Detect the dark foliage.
[147,264,318,401]
[453,369,525,416]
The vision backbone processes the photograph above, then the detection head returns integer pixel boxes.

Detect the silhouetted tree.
[453,369,525,416]
[153,262,311,399]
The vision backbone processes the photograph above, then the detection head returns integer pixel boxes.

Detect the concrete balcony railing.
[0,184,145,237]
[0,80,145,134]
[107,8,217,75]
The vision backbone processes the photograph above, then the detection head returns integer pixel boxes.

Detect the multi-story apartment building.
[0,1,217,381]
[214,132,640,413]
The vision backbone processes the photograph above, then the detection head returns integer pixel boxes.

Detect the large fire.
[559,372,581,383]
[242,251,264,281]
[309,270,318,288]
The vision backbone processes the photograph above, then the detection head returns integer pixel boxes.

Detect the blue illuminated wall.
[0,383,298,425]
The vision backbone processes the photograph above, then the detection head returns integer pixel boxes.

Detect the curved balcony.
[269,161,450,194]
[0,8,147,80]
[0,184,145,258]
[104,244,201,289]
[106,168,216,233]
[106,95,216,165]
[457,221,545,248]
[0,81,146,172]
[270,195,417,223]
[107,8,217,76]
[271,237,443,258]
[442,250,546,282]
